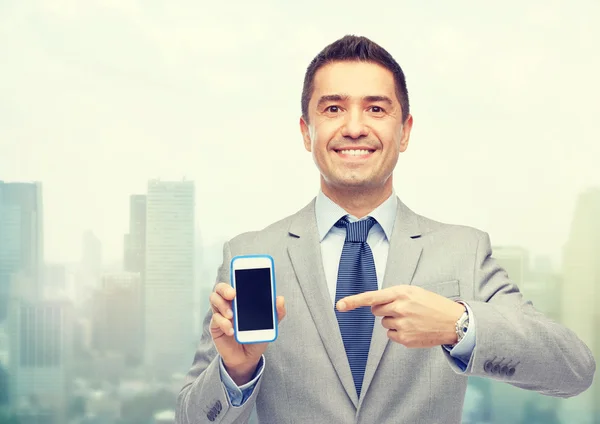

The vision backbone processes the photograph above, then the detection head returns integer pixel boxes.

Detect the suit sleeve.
[175,241,262,424]
[442,230,596,398]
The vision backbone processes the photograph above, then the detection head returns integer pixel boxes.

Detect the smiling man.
[300,59,411,220]
[176,35,596,424]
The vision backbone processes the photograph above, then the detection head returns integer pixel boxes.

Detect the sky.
[1,0,599,266]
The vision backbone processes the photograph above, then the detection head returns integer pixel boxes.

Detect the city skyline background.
[1,1,599,423]
[1,0,599,266]
[1,178,598,423]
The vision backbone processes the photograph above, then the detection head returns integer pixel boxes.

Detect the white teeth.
[339,149,371,156]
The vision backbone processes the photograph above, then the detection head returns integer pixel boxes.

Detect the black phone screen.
[234,267,274,331]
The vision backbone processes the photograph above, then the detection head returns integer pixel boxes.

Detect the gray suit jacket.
[176,197,596,424]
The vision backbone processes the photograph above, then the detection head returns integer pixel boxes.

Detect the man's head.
[300,35,413,199]
[301,35,410,125]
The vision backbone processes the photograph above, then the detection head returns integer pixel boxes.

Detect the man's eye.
[370,106,385,113]
[325,106,340,113]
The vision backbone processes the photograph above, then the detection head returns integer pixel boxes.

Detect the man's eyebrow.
[316,94,349,108]
[363,95,393,105]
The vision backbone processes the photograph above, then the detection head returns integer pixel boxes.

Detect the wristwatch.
[455,306,470,344]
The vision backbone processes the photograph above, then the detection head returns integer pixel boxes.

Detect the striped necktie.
[334,216,378,398]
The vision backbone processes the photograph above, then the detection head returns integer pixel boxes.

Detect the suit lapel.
[358,198,424,408]
[287,200,359,407]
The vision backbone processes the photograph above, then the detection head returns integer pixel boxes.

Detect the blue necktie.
[334,216,378,398]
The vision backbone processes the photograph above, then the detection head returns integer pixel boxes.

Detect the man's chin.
[325,176,379,191]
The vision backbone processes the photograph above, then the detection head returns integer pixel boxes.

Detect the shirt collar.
[315,189,397,242]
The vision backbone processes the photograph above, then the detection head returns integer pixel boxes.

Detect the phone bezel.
[230,254,278,344]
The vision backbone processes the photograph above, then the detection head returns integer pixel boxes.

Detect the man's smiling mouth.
[334,148,376,157]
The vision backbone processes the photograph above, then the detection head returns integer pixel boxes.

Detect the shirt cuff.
[444,301,476,371]
[219,355,264,407]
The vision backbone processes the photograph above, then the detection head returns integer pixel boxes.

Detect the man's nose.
[340,110,369,139]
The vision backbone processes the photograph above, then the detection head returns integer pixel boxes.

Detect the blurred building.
[0,326,8,366]
[560,187,600,424]
[0,181,50,420]
[194,237,227,338]
[145,179,195,376]
[0,181,44,323]
[44,264,66,291]
[123,194,147,359]
[81,231,102,278]
[6,282,74,424]
[92,272,143,364]
[124,194,146,276]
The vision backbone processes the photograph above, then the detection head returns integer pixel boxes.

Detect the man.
[176,35,596,424]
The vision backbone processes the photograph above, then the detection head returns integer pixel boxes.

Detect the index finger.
[337,288,397,312]
[215,282,236,300]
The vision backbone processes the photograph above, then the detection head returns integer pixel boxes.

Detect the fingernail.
[338,301,346,311]
[228,328,234,336]
[227,309,233,318]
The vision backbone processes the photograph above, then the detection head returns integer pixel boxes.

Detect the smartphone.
[230,254,278,344]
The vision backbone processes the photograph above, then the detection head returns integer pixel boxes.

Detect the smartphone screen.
[234,267,274,331]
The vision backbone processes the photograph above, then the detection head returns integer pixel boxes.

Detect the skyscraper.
[7,292,73,424]
[0,181,44,412]
[0,181,44,322]
[92,272,143,363]
[81,230,102,277]
[144,179,195,375]
[560,188,600,424]
[124,195,147,276]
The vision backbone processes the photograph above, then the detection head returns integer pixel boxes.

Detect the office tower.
[124,195,147,276]
[81,230,102,277]
[44,264,67,300]
[7,289,74,424]
[92,272,143,363]
[0,181,44,322]
[145,179,195,376]
[122,194,147,363]
[560,188,600,424]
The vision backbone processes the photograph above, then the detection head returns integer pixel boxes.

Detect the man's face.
[300,60,412,195]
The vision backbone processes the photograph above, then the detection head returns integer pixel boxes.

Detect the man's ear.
[299,116,312,152]
[399,114,414,152]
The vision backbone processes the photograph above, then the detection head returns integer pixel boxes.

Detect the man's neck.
[321,182,393,219]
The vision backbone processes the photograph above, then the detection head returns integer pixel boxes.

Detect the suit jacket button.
[207,411,216,421]
[500,365,509,376]
[492,364,501,374]
[484,361,494,373]
[507,367,516,376]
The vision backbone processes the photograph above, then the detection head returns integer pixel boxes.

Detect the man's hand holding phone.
[209,282,286,386]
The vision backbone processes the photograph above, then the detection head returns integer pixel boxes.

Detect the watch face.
[458,313,469,338]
